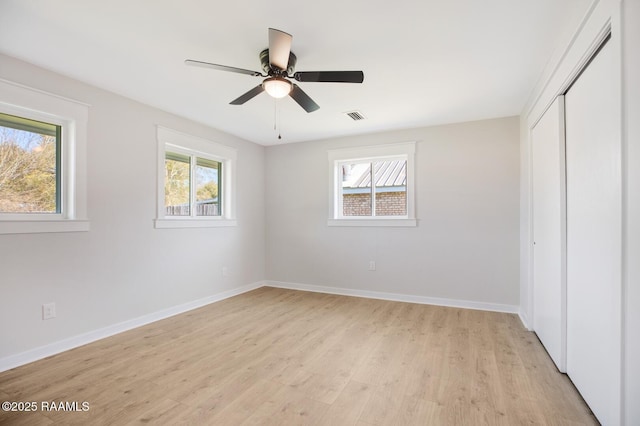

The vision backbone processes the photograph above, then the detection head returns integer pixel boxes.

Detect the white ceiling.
[0,0,590,146]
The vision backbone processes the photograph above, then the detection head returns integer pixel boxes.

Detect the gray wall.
[0,54,266,358]
[265,117,520,306]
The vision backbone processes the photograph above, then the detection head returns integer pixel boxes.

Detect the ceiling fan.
[185,28,364,113]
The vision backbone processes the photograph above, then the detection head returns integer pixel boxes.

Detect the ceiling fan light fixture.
[263,77,292,99]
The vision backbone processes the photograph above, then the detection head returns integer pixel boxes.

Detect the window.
[155,127,236,228]
[0,79,89,234]
[341,160,408,217]
[0,113,61,213]
[164,152,222,217]
[328,142,416,227]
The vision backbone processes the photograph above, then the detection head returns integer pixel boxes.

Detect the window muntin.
[0,113,61,214]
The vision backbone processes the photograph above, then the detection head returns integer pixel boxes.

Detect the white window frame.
[155,126,237,228]
[0,79,89,235]
[328,142,416,227]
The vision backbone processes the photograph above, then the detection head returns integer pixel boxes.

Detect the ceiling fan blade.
[268,28,292,71]
[290,84,320,113]
[293,71,364,83]
[185,59,262,77]
[230,85,265,105]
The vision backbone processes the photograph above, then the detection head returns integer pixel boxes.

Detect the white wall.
[265,117,520,308]
[0,54,265,360]
[622,0,639,422]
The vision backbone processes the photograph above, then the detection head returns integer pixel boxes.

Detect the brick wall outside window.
[343,191,406,216]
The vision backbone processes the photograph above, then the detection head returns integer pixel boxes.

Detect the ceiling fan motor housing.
[260,48,297,75]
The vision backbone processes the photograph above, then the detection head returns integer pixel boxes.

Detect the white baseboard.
[266,281,519,314]
[518,310,532,330]
[0,281,264,373]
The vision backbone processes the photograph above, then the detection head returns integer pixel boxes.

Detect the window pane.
[196,157,221,216]
[374,160,407,216]
[165,152,190,216]
[0,113,59,213]
[342,162,371,216]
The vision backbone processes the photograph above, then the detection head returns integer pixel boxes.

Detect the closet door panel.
[532,96,566,371]
[565,40,621,425]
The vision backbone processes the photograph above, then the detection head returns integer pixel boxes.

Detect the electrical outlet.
[42,303,56,320]
[369,261,376,271]
[222,267,229,277]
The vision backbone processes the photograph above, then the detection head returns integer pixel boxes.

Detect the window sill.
[154,218,237,229]
[327,218,417,227]
[0,220,90,235]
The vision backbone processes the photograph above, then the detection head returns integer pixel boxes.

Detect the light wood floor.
[0,287,596,425]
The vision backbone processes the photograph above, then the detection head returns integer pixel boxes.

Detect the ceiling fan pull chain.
[276,100,283,140]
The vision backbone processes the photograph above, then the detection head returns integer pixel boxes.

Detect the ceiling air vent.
[344,110,365,121]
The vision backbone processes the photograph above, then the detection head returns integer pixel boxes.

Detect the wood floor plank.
[0,411,55,426]
[395,395,441,426]
[358,386,404,425]
[205,379,282,425]
[123,398,190,426]
[318,380,372,426]
[240,384,329,426]
[0,287,598,425]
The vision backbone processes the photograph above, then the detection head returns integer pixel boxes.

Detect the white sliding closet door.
[565,40,621,425]
[532,96,566,371]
